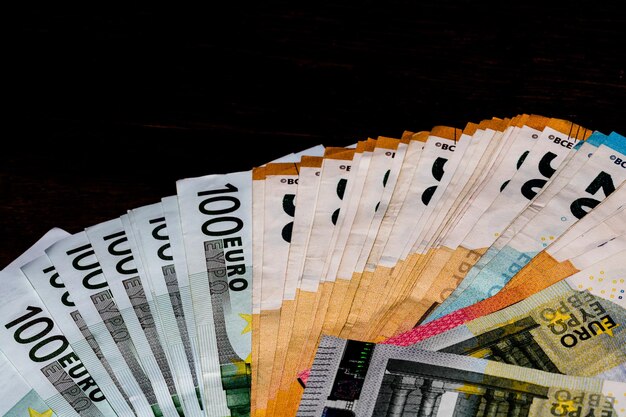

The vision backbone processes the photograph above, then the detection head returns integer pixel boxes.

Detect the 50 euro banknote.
[299,335,626,417]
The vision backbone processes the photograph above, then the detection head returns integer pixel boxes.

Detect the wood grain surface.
[3,3,626,267]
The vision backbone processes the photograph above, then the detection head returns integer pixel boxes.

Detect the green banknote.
[0,234,118,417]
[47,232,158,417]
[128,201,206,417]
[161,195,205,401]
[86,218,184,417]
[177,171,253,417]
[22,253,137,417]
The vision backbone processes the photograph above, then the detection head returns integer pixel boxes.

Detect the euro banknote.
[1,114,624,417]
[300,335,626,417]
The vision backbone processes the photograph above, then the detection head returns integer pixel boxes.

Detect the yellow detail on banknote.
[240,314,252,334]
[28,408,54,417]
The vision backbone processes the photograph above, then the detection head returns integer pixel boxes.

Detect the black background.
[3,3,626,267]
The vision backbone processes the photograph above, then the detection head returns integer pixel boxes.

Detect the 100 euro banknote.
[177,171,253,417]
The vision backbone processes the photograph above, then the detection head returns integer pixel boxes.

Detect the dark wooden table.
[3,3,626,267]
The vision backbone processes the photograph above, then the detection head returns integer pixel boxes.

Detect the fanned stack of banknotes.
[1,114,625,417]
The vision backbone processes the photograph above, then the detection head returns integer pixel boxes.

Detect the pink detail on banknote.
[297,369,311,385]
[382,308,473,346]
[297,307,474,384]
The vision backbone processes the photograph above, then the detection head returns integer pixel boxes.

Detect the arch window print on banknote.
[2,115,626,417]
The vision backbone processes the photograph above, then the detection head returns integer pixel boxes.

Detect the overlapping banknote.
[1,114,625,417]
[300,334,626,416]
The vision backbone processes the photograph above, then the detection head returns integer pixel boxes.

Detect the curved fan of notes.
[1,114,625,417]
